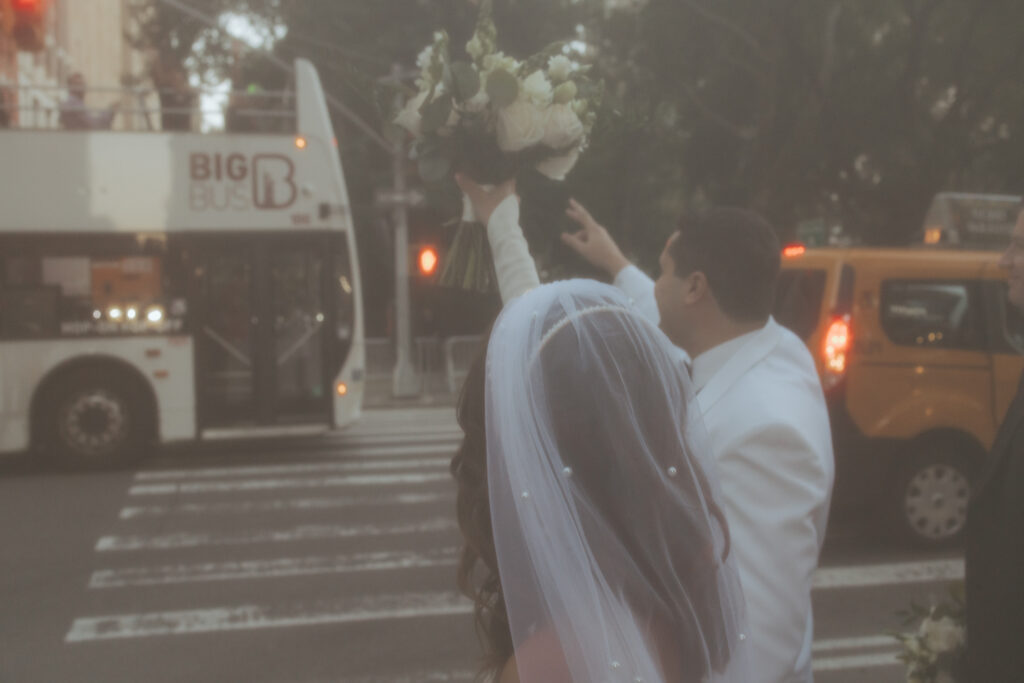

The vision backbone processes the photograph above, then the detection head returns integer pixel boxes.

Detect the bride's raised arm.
[455,174,540,305]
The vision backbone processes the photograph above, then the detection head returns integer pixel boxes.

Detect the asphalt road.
[0,407,961,682]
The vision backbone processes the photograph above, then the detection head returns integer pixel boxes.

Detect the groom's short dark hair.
[669,207,780,323]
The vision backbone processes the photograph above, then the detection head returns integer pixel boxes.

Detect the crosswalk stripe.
[95,517,457,552]
[134,456,450,482]
[129,471,451,497]
[65,592,472,642]
[812,651,901,672]
[813,558,963,589]
[89,548,460,588]
[332,431,463,445]
[812,635,895,652]
[119,492,454,519]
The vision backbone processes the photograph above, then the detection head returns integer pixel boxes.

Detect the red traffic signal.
[418,246,439,277]
[9,0,48,52]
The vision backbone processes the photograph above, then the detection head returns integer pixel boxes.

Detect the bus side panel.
[0,337,197,454]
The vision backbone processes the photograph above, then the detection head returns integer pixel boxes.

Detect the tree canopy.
[136,0,1024,332]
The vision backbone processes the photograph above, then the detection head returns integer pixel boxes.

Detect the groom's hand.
[562,199,631,277]
[454,174,517,226]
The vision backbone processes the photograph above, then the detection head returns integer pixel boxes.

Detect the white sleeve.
[613,265,660,326]
[486,195,541,305]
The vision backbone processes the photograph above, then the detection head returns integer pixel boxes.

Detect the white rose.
[466,34,485,61]
[416,45,434,71]
[547,55,573,82]
[483,51,520,77]
[522,70,553,107]
[919,616,965,654]
[535,149,580,181]
[393,90,428,138]
[542,103,585,150]
[461,89,490,113]
[496,101,547,152]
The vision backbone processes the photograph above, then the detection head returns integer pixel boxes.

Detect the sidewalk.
[362,371,457,409]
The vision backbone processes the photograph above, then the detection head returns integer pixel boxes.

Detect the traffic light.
[8,0,47,52]
[410,243,441,280]
[418,245,439,277]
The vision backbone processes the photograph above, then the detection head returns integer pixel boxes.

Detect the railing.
[363,335,485,403]
[0,83,296,133]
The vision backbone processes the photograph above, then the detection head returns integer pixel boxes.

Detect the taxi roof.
[782,245,1006,278]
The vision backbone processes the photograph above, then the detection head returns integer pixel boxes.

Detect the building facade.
[1,0,152,130]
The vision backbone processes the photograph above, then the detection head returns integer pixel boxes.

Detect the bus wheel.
[893,442,972,548]
[46,371,145,469]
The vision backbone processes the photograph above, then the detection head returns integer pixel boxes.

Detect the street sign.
[374,188,425,209]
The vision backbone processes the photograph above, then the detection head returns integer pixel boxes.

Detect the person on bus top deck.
[151,61,196,132]
[0,85,12,128]
[59,73,119,131]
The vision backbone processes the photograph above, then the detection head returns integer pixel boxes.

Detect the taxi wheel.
[893,445,972,547]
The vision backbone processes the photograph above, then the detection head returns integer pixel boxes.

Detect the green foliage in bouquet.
[891,582,966,683]
[391,0,602,293]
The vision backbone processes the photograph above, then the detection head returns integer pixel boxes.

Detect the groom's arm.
[612,265,660,326]
[562,200,659,325]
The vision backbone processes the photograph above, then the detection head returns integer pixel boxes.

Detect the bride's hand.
[562,198,631,277]
[455,174,517,226]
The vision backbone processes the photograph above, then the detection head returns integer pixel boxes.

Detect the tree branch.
[678,81,757,140]
[678,0,771,64]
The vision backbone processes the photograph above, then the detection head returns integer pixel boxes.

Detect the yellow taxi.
[774,245,1024,545]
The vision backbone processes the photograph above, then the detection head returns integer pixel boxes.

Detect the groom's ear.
[682,270,710,305]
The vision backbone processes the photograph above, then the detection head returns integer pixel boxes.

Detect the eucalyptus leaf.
[486,69,519,108]
[450,62,481,101]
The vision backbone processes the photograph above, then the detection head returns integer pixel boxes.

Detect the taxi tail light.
[782,243,806,258]
[822,314,851,384]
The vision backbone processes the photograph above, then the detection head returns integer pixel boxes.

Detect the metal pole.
[390,68,420,397]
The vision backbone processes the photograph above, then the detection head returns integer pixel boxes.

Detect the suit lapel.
[697,318,782,415]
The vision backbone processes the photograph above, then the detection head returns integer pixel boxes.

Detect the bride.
[450,279,750,682]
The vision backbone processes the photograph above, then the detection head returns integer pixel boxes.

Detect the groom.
[458,177,835,683]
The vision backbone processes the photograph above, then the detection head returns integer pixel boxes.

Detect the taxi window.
[881,280,986,351]
[775,269,827,341]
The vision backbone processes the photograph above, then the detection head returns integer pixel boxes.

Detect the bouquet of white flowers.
[892,583,967,683]
[392,0,601,292]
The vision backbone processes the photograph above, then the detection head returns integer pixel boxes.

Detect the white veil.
[483,279,750,683]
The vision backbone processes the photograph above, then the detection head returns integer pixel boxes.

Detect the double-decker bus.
[0,60,365,467]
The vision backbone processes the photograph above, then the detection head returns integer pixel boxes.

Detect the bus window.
[0,239,186,339]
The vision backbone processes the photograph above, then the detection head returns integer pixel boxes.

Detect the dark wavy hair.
[449,334,512,682]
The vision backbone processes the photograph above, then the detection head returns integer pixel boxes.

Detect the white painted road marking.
[129,471,450,497]
[813,558,963,589]
[133,456,450,482]
[119,491,454,519]
[89,548,460,588]
[813,635,895,652]
[65,592,473,642]
[95,517,457,552]
[813,651,901,672]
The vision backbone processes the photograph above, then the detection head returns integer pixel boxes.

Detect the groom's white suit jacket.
[487,198,835,683]
[616,266,835,683]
